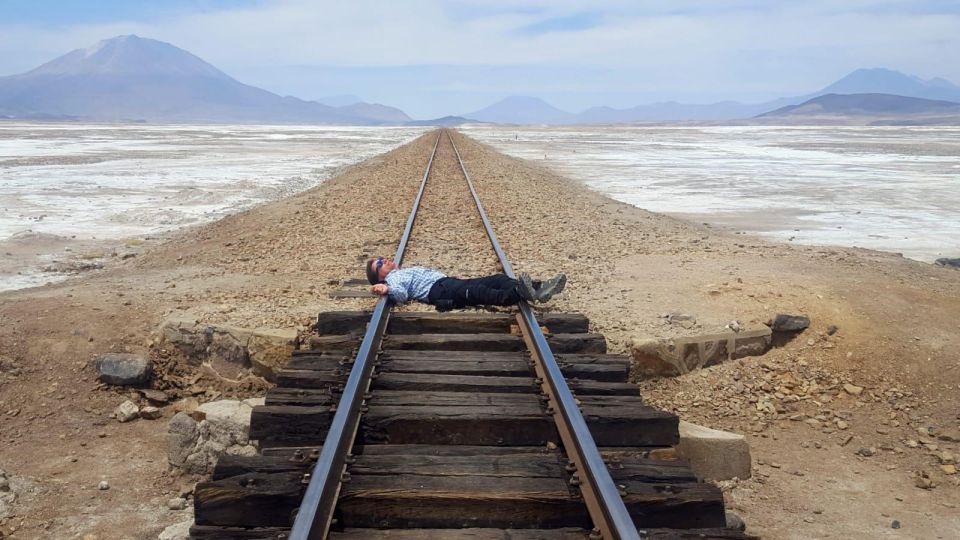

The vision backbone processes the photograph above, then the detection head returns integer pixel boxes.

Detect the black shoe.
[535,273,566,302]
[434,299,455,312]
[517,272,537,301]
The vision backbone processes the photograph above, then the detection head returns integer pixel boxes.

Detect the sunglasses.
[375,257,385,271]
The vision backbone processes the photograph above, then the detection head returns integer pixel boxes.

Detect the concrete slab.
[678,420,752,481]
[631,326,772,378]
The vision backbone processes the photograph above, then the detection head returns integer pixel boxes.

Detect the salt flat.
[462,125,960,262]
[0,123,427,290]
[3,123,957,292]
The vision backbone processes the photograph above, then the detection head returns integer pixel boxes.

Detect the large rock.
[168,412,200,470]
[631,326,772,378]
[768,314,810,332]
[935,257,960,268]
[248,328,299,381]
[167,398,265,475]
[159,317,297,380]
[678,421,752,481]
[95,353,152,386]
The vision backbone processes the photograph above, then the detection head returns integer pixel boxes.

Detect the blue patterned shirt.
[384,266,447,303]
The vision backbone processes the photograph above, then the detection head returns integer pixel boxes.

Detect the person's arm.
[383,272,409,303]
[371,283,389,296]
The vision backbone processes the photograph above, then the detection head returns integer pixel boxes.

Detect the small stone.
[941,464,957,475]
[843,384,863,396]
[114,400,139,422]
[546,441,557,450]
[178,482,196,498]
[167,497,187,510]
[140,406,162,420]
[904,439,919,448]
[140,389,170,403]
[938,430,960,442]
[891,520,901,529]
[725,511,746,531]
[98,480,110,490]
[914,472,936,489]
[937,451,956,465]
[158,520,193,540]
[856,447,876,457]
[667,313,697,329]
[836,420,849,430]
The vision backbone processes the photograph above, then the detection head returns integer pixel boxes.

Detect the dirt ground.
[0,130,958,539]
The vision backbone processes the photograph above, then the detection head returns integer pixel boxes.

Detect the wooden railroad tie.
[191,310,756,539]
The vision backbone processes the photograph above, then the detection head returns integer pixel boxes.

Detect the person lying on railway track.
[366,257,565,311]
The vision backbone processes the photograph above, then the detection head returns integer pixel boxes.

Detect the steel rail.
[289,131,441,540]
[449,132,641,540]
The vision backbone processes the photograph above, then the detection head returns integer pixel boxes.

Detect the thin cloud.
[0,0,956,116]
[513,12,604,35]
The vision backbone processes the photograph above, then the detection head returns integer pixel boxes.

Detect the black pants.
[427,274,521,310]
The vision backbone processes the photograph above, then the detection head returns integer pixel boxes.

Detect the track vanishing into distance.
[190,130,755,539]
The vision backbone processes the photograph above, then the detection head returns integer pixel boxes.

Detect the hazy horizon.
[1,1,958,118]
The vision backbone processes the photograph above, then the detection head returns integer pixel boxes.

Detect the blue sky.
[1,1,958,117]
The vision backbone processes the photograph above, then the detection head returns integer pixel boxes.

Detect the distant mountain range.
[756,93,960,125]
[0,35,410,124]
[462,68,960,124]
[1,35,958,125]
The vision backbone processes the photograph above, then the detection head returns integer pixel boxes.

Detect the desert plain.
[0,130,958,539]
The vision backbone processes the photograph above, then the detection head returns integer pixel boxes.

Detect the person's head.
[366,256,397,284]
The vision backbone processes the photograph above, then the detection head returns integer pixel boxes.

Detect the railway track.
[189,130,755,539]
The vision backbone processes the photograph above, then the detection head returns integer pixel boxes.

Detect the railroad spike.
[565,461,577,473]
[569,474,581,486]
[341,471,351,483]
